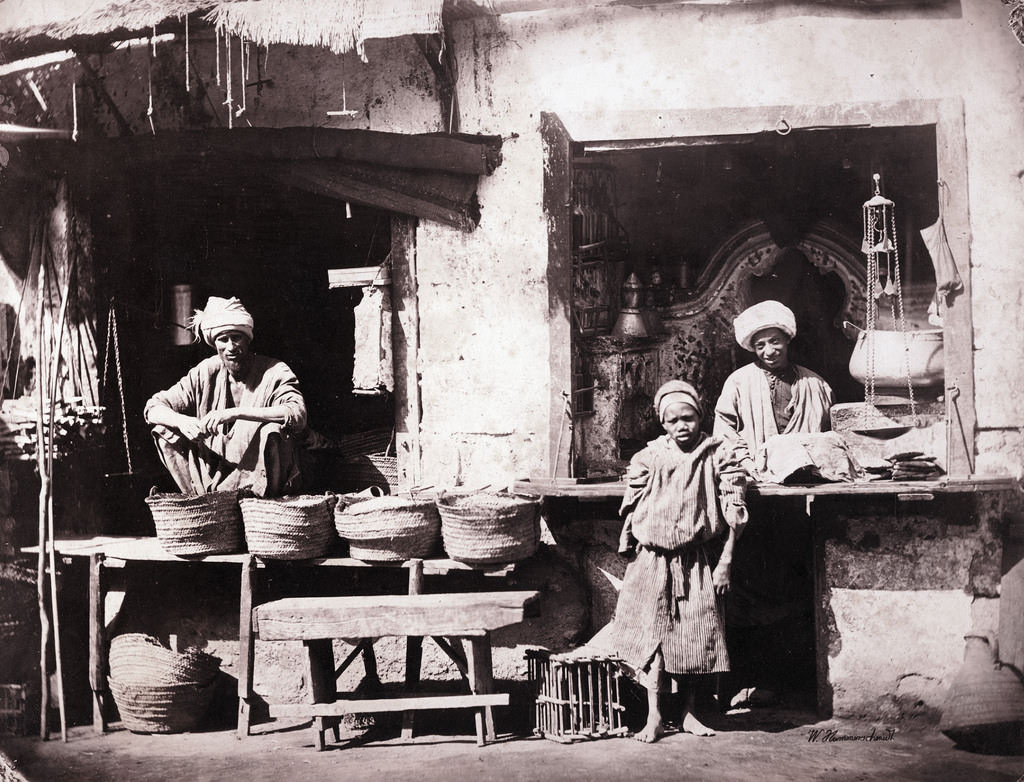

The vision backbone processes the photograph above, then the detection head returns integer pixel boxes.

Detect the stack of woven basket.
[107,634,221,734]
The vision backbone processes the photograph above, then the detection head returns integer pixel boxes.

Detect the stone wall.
[814,490,1017,721]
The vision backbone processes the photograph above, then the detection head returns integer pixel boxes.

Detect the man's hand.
[712,559,732,595]
[173,415,204,443]
[199,409,238,435]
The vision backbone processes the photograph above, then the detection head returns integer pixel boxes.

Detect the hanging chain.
[103,306,132,474]
[889,208,917,421]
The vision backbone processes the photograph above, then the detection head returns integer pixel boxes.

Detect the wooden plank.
[541,112,575,479]
[269,693,509,718]
[26,538,515,576]
[253,591,540,640]
[511,476,1017,499]
[934,99,976,476]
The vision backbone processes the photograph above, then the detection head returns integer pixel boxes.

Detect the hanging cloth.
[352,280,393,395]
[919,180,963,326]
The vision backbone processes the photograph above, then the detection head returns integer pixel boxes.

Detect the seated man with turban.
[144,296,307,497]
[712,299,833,709]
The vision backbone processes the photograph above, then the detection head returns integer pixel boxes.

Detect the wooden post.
[88,553,107,733]
[304,638,338,751]
[464,634,496,745]
[237,555,255,738]
[402,559,424,739]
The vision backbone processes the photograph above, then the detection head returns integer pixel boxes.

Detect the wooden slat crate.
[526,649,629,743]
[0,684,26,736]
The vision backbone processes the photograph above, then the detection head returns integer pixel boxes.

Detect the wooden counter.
[512,474,1020,500]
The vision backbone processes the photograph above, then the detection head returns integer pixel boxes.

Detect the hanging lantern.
[852,173,918,423]
[861,173,895,255]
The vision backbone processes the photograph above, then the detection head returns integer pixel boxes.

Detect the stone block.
[827,588,969,720]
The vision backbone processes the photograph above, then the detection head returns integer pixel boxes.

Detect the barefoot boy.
[608,380,747,741]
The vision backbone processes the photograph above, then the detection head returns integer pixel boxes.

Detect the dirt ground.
[2,708,1022,782]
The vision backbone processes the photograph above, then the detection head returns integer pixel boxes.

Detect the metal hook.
[775,118,791,136]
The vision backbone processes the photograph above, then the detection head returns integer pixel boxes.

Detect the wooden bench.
[252,590,541,750]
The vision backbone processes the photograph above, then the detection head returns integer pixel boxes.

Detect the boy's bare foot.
[634,719,666,743]
[681,710,715,737]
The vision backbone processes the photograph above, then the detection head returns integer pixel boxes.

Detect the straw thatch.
[0,0,214,40]
[0,0,443,58]
[208,0,443,58]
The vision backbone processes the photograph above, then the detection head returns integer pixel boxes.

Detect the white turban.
[189,296,254,347]
[734,300,796,352]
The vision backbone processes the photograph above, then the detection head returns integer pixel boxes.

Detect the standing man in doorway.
[713,299,833,709]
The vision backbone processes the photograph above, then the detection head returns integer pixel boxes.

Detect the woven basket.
[109,677,218,734]
[109,634,221,687]
[437,491,541,565]
[239,494,338,560]
[335,495,441,561]
[145,489,244,556]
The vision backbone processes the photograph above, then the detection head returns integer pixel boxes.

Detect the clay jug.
[939,632,1024,754]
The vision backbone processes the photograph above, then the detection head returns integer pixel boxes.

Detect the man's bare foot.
[681,710,715,737]
[634,719,666,743]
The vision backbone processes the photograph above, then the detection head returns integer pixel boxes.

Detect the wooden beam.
[934,99,976,476]
[269,161,477,232]
[541,112,574,479]
[253,591,540,640]
[269,693,509,717]
[391,215,422,488]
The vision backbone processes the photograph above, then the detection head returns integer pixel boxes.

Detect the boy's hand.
[712,559,731,595]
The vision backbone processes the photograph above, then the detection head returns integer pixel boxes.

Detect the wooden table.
[27,536,517,738]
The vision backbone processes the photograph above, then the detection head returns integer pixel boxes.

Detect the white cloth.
[713,362,833,477]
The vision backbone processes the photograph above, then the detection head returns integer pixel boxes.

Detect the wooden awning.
[69,127,502,230]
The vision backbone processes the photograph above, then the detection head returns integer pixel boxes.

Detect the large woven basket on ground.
[109,677,218,734]
[437,491,541,565]
[239,493,338,559]
[334,494,441,561]
[107,633,221,734]
[145,489,244,556]
[108,634,221,686]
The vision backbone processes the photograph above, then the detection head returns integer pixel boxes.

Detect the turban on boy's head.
[733,300,797,352]
[189,296,254,347]
[654,380,703,421]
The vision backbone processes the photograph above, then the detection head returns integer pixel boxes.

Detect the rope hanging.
[101,304,132,476]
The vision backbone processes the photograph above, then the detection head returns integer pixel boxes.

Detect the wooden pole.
[35,256,50,740]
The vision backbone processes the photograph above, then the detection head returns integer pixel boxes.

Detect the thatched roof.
[0,0,443,56]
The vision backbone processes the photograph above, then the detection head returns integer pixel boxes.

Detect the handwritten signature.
[807,727,896,743]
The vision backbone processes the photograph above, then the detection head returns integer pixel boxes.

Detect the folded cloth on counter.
[759,431,865,484]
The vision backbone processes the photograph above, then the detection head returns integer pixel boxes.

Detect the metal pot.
[848,328,944,389]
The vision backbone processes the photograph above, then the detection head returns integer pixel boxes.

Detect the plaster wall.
[2,1,1020,484]
[442,0,1024,478]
